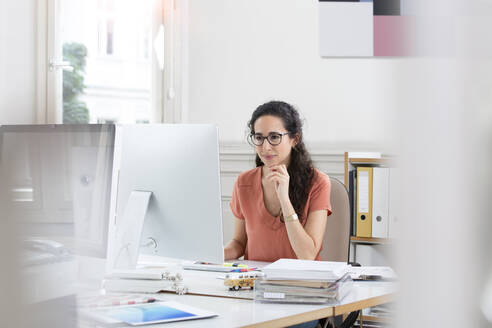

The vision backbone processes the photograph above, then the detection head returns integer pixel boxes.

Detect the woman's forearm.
[285,221,318,259]
[280,199,319,260]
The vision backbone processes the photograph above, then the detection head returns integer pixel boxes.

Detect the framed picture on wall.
[319,0,415,57]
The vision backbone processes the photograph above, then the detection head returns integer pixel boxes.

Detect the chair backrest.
[319,177,351,262]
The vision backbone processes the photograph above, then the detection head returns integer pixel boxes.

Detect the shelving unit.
[345,152,396,326]
[344,154,392,187]
[350,236,392,245]
[344,152,394,263]
[357,314,393,327]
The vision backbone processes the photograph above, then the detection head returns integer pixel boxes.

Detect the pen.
[195,261,216,265]
[88,297,156,308]
[223,262,248,268]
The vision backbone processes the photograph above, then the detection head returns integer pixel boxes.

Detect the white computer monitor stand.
[107,190,152,271]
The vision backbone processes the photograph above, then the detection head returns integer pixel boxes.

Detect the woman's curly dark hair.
[247,101,314,222]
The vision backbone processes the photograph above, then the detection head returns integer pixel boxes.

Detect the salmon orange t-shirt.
[229,167,332,262]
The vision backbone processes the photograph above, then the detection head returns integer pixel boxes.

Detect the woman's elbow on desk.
[224,238,245,260]
[297,254,317,261]
[294,248,320,261]
[291,231,324,260]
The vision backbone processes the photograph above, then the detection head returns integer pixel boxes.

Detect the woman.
[224,101,332,262]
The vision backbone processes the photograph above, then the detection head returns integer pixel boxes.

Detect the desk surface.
[80,257,397,328]
[81,281,395,328]
[147,281,395,328]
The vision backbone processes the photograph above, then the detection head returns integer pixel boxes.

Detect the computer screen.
[106,124,224,270]
[0,124,115,259]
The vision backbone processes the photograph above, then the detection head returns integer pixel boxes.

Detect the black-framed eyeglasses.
[249,132,289,146]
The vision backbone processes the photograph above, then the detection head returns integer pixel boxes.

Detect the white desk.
[131,281,395,328]
[23,256,396,327]
[81,268,396,328]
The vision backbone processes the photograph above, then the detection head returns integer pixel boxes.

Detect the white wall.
[185,0,397,149]
[1,0,397,151]
[0,0,37,124]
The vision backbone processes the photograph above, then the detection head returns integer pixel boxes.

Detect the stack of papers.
[262,259,350,280]
[255,259,352,304]
[254,273,352,304]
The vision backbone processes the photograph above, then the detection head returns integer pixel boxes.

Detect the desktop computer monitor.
[106,124,224,271]
[0,124,115,259]
[0,124,114,327]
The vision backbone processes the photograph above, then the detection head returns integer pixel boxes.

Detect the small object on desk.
[357,275,383,281]
[224,272,264,291]
[79,294,157,308]
[348,266,397,281]
[183,261,243,272]
[223,262,248,268]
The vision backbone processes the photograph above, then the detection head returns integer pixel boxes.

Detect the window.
[58,0,159,124]
[41,0,181,124]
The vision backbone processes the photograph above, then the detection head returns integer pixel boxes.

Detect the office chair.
[320,177,351,263]
[318,177,359,328]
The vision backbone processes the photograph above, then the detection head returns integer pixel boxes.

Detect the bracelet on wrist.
[284,213,298,223]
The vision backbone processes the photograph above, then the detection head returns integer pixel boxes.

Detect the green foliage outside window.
[63,43,89,123]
